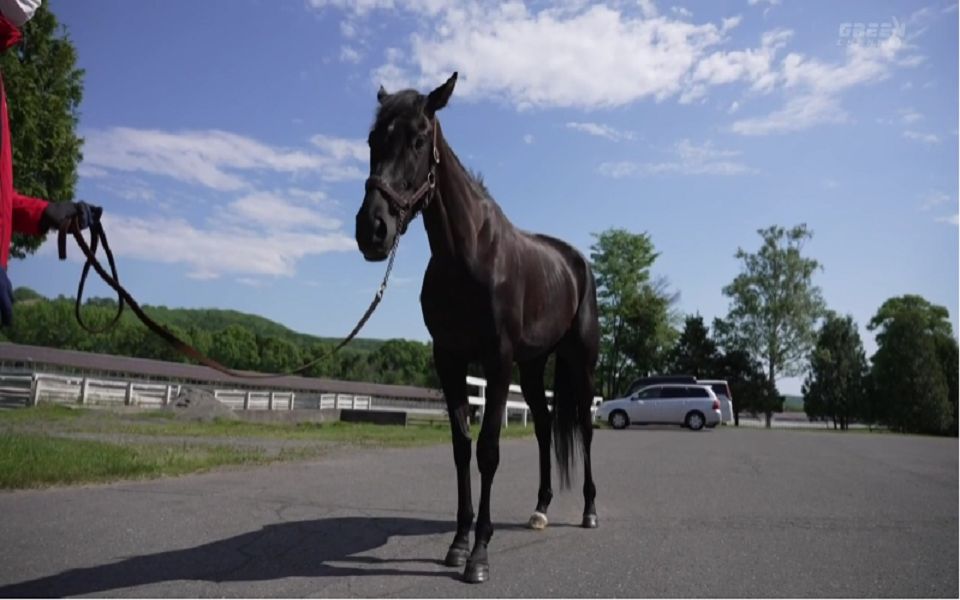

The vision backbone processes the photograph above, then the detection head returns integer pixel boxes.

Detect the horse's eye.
[414,136,426,151]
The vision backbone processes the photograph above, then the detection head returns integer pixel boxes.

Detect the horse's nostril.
[374,218,387,242]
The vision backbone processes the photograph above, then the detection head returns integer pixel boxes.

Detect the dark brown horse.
[355,72,600,584]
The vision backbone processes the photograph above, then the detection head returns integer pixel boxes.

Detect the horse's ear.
[425,72,457,116]
[377,85,389,104]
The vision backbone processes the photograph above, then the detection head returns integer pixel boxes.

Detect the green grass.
[0,407,535,489]
[0,433,272,489]
[0,404,89,423]
[1,406,533,445]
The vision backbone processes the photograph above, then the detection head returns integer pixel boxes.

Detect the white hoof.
[527,511,549,530]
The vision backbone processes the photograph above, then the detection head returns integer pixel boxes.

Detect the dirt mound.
[165,387,238,422]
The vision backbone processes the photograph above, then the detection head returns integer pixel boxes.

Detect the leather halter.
[363,118,440,234]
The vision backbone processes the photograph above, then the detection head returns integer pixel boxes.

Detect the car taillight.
[712,399,720,410]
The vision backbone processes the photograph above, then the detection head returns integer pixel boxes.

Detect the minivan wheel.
[609,410,629,430]
[685,411,705,431]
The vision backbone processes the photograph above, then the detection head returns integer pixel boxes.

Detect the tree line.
[591,225,958,436]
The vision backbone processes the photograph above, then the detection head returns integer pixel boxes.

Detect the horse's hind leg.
[579,358,599,528]
[571,318,600,528]
[434,348,474,567]
[520,357,552,530]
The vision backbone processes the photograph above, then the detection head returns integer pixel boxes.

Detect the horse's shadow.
[0,516,492,597]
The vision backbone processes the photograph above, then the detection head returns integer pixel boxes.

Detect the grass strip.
[0,433,269,489]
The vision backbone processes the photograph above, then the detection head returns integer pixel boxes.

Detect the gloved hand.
[0,266,13,327]
[41,201,102,232]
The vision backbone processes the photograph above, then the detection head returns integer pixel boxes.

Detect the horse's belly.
[420,268,495,354]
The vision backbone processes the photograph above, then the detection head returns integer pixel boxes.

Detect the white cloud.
[936,214,959,226]
[83,128,367,190]
[314,0,919,137]
[340,45,362,63]
[224,192,343,232]
[730,32,911,135]
[731,93,844,135]
[309,134,368,163]
[682,28,791,103]
[566,121,635,142]
[95,213,356,280]
[598,139,753,177]
[899,108,923,124]
[921,190,951,210]
[637,0,658,18]
[364,3,748,109]
[903,130,940,144]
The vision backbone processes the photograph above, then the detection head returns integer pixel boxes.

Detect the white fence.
[1,373,181,408]
[0,372,602,428]
[0,373,301,411]
[466,375,603,427]
[212,389,296,411]
[318,393,372,410]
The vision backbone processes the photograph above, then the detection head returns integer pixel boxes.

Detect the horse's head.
[355,72,457,261]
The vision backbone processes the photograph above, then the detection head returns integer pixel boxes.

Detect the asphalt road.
[0,427,956,598]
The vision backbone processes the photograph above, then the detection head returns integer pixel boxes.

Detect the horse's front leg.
[434,349,473,568]
[464,352,512,584]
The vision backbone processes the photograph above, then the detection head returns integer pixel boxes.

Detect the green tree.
[668,314,719,378]
[2,4,84,258]
[258,336,302,373]
[620,277,680,380]
[713,343,777,427]
[719,224,826,388]
[802,313,868,430]
[367,339,434,386]
[868,295,956,435]
[590,229,677,398]
[210,325,259,371]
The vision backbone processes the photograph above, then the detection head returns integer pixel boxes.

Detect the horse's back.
[523,232,593,295]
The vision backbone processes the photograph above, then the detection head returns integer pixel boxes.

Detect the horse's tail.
[552,260,599,490]
[551,352,581,490]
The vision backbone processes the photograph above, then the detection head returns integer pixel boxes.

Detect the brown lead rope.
[56,211,405,380]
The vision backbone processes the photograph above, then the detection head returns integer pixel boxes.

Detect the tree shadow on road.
[0,516,469,597]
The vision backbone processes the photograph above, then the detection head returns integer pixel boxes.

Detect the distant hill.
[782,395,805,412]
[139,304,385,353]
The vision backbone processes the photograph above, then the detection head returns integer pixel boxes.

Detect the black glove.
[41,201,102,232]
[0,267,13,327]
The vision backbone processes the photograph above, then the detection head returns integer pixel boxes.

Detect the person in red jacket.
[0,0,99,326]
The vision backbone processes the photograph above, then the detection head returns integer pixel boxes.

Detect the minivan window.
[710,384,729,397]
[660,387,687,399]
[637,387,661,399]
[690,387,710,398]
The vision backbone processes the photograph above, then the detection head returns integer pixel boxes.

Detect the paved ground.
[0,427,956,598]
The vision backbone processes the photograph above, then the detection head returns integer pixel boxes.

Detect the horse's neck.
[422,135,503,266]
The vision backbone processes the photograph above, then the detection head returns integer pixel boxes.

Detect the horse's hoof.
[445,545,469,567]
[463,561,489,584]
[582,514,598,529]
[527,511,549,530]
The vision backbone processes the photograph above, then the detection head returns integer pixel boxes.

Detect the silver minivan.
[596,384,722,431]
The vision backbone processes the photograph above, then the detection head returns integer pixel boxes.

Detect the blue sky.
[11,0,958,395]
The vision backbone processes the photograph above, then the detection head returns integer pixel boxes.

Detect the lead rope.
[57,205,407,380]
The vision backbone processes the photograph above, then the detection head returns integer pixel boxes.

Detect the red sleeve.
[11,191,49,235]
